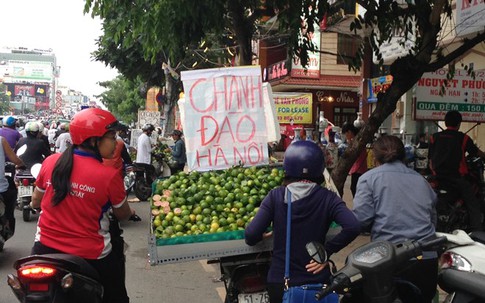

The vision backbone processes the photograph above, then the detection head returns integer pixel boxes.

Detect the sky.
[1,0,119,98]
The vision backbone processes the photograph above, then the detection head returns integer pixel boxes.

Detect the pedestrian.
[353,135,438,302]
[30,108,135,303]
[103,124,133,179]
[55,123,72,153]
[135,124,156,182]
[245,140,360,303]
[342,123,367,197]
[167,129,186,174]
[429,110,485,231]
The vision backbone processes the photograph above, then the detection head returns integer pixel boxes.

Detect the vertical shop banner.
[180,66,269,171]
[415,69,485,122]
[273,92,313,124]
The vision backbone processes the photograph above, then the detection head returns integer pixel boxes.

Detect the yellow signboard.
[146,87,160,112]
[273,92,313,124]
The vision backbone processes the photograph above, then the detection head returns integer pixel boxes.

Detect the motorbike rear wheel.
[134,179,152,201]
[23,208,31,222]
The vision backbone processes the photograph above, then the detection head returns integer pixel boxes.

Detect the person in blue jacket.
[245,140,360,303]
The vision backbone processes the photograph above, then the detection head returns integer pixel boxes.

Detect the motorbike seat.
[16,254,101,281]
[469,231,485,244]
[439,268,485,299]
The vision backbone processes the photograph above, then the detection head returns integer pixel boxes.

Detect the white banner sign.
[180,66,269,171]
[415,69,485,122]
[456,0,485,37]
[137,110,160,129]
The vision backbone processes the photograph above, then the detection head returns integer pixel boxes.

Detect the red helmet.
[69,108,119,145]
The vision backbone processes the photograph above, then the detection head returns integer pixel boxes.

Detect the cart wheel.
[23,208,31,222]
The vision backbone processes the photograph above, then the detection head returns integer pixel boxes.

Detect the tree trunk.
[330,56,426,196]
[227,1,253,66]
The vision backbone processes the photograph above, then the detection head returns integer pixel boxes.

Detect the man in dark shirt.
[429,110,485,231]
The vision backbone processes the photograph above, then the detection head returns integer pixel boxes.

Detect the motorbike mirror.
[305,242,327,264]
[30,163,42,179]
[16,145,27,156]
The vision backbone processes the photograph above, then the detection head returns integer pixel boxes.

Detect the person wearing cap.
[0,116,22,158]
[168,129,186,174]
[245,141,360,303]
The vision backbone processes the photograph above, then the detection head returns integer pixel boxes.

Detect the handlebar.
[315,236,447,300]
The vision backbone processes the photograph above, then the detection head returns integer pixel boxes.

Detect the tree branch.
[424,32,485,72]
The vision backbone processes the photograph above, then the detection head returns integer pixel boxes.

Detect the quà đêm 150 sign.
[415,69,485,122]
[180,66,269,171]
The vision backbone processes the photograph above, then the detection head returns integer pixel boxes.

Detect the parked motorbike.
[310,236,446,303]
[428,156,485,233]
[131,152,171,201]
[436,229,485,303]
[212,252,271,303]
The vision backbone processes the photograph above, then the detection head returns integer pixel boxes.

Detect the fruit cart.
[148,231,273,265]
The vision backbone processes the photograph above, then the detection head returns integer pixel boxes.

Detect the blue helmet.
[283,141,325,179]
[4,116,16,127]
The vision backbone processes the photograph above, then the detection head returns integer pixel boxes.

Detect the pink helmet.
[69,108,119,145]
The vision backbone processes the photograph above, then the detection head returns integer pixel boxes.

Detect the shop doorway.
[333,107,358,127]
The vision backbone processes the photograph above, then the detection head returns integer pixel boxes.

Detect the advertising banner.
[291,22,321,79]
[180,66,269,171]
[415,69,485,122]
[273,92,313,124]
[8,60,53,82]
[367,75,393,103]
[35,85,47,96]
[14,84,35,96]
[456,0,485,37]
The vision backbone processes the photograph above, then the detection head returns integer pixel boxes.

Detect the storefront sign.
[180,66,269,171]
[273,92,313,124]
[415,68,485,122]
[263,59,289,82]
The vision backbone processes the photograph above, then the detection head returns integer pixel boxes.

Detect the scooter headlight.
[439,252,473,272]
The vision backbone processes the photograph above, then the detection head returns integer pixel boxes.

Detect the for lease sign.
[180,66,269,171]
[415,69,485,122]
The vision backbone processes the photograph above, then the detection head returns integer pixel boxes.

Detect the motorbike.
[7,207,140,303]
[211,226,343,303]
[123,165,136,195]
[428,156,485,233]
[436,229,485,303]
[16,169,36,222]
[132,152,171,201]
[211,252,271,303]
[310,236,446,303]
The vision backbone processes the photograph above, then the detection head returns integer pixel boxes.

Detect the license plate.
[18,185,33,197]
[238,291,269,303]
